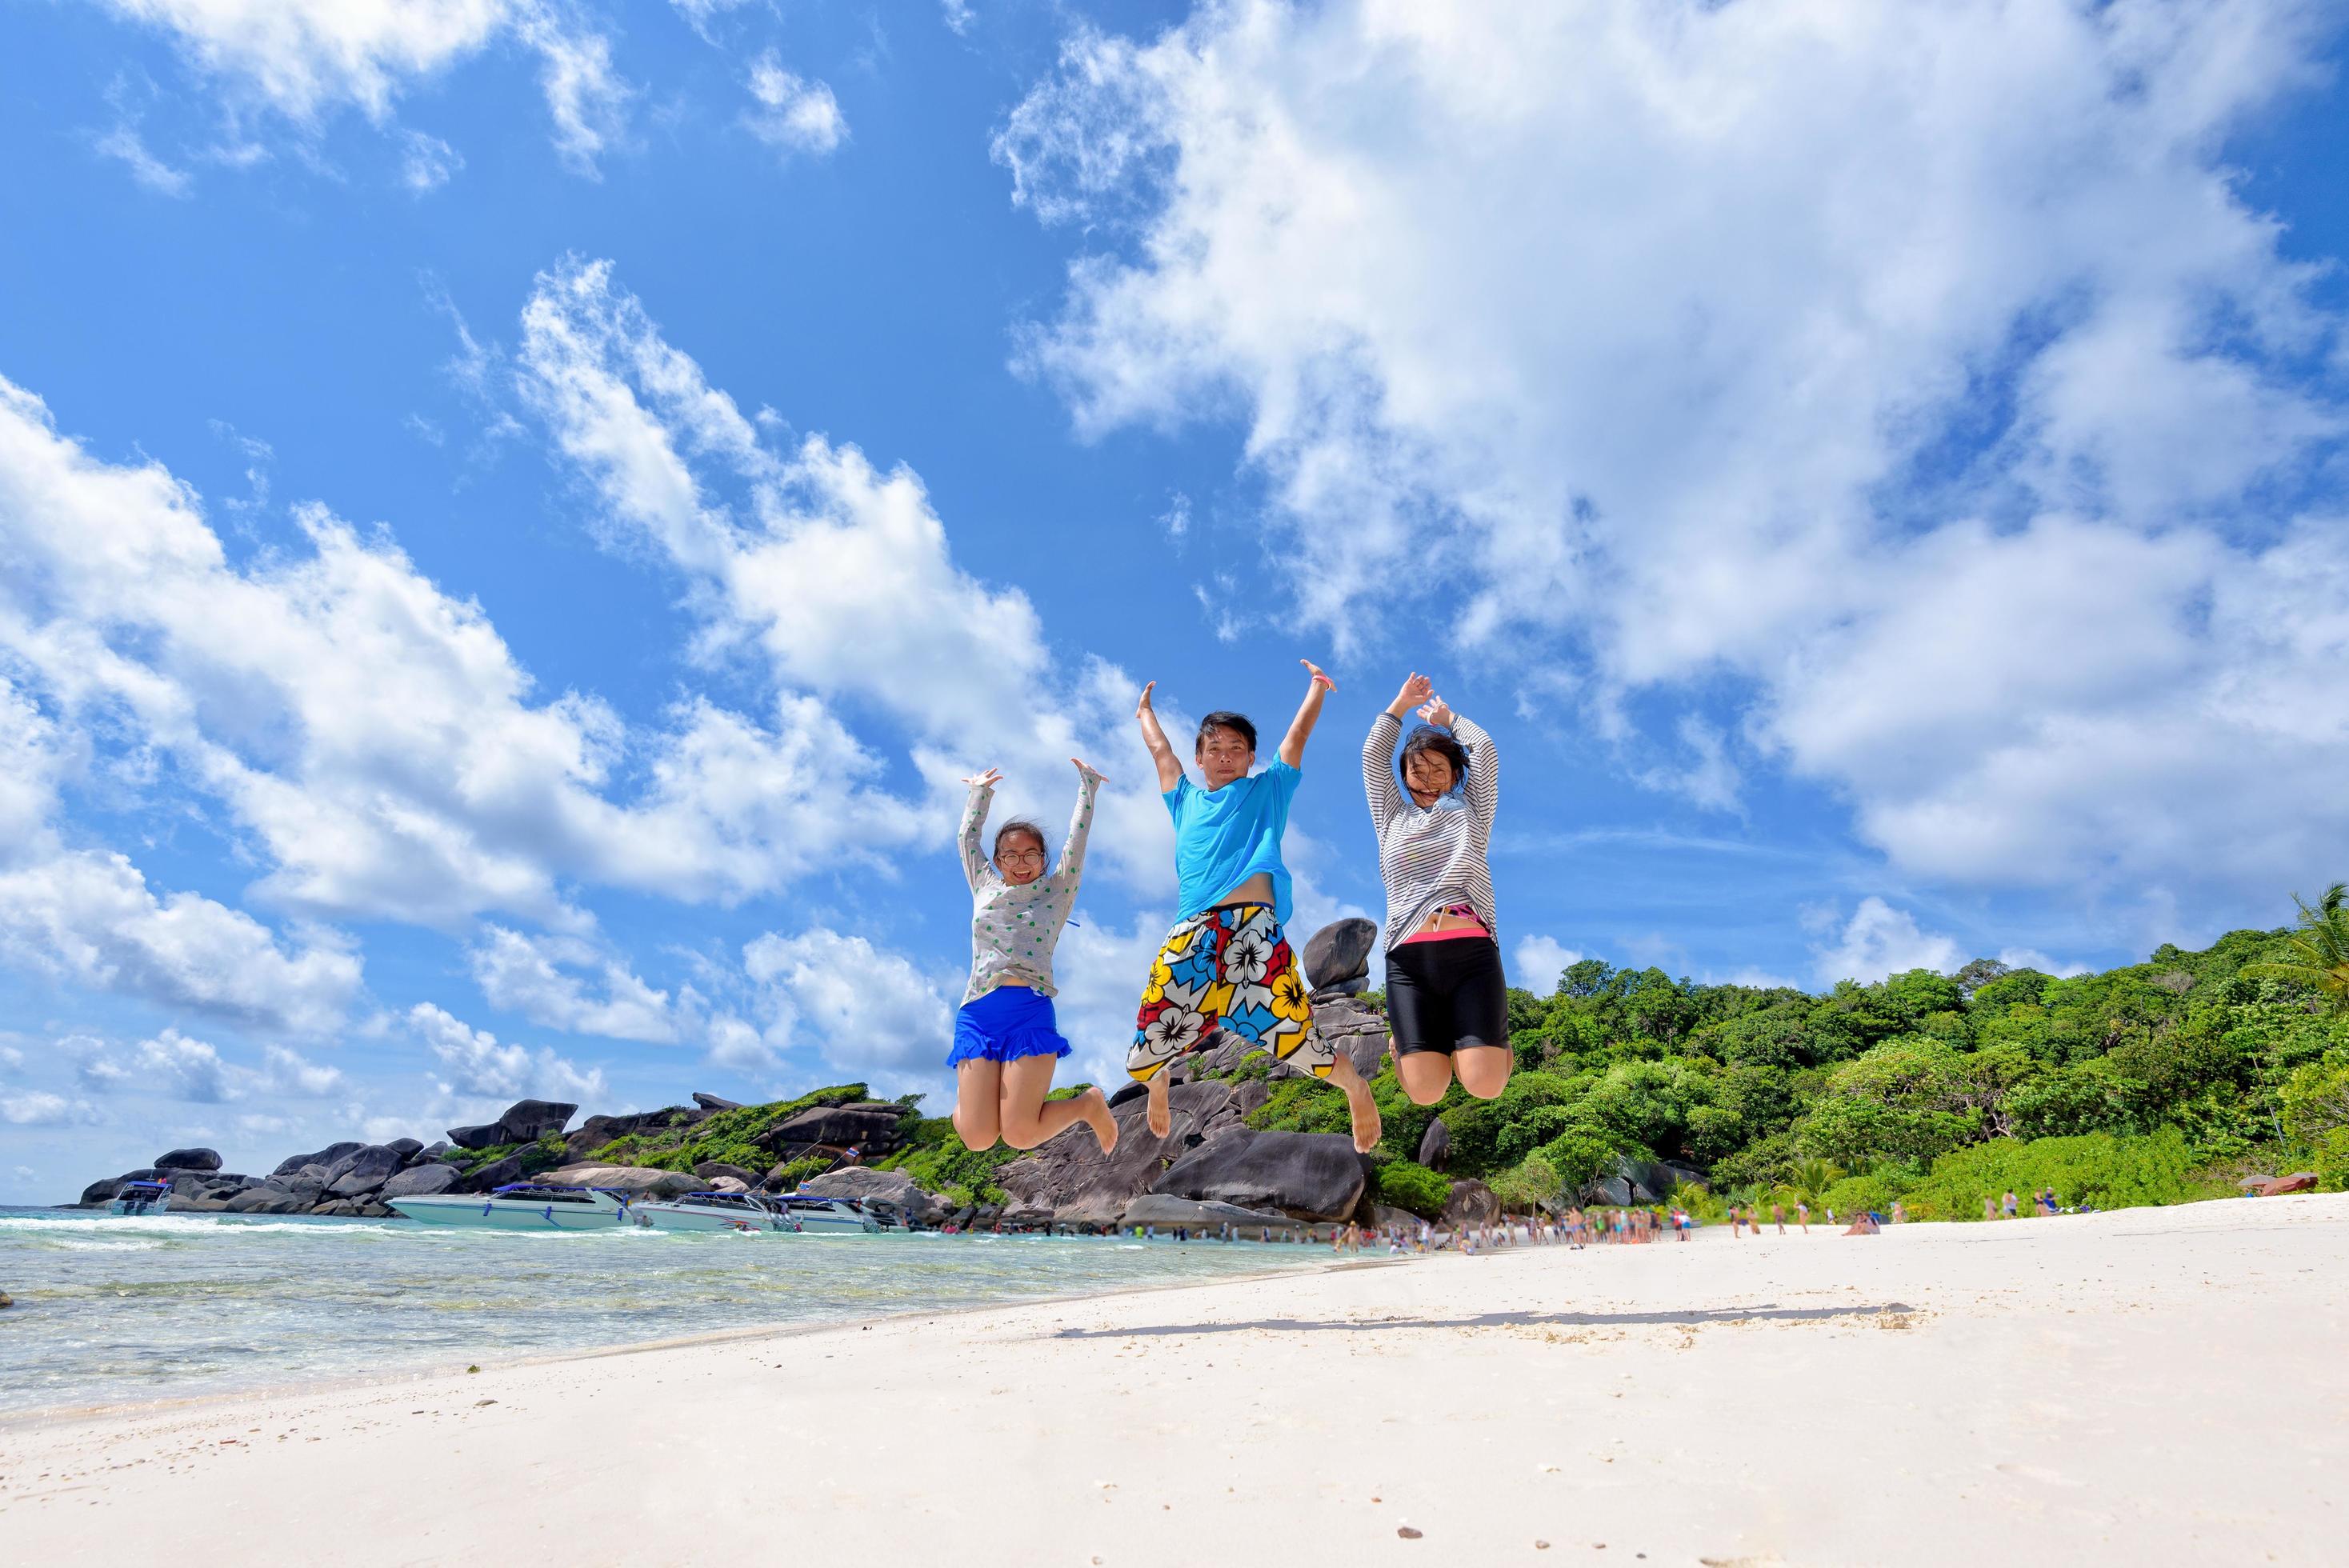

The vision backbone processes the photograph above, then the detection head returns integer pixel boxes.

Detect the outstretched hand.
[1416,695,1456,729]
[1390,671,1433,716]
[962,767,1002,789]
[1135,681,1158,718]
[1071,756,1110,782]
[1301,658,1335,690]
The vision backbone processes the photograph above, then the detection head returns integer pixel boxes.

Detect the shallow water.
[0,1208,1327,1415]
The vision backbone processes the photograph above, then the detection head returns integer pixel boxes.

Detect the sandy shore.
[6,1194,2346,1566]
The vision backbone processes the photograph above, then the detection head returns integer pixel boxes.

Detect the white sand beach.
[6,1194,2346,1566]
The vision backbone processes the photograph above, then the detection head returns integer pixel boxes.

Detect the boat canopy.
[120,1180,171,1192]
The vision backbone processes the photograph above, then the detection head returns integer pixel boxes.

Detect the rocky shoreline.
[70,919,1694,1233]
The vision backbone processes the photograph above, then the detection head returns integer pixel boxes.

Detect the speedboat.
[107,1179,171,1217]
[768,1192,886,1234]
[386,1182,636,1230]
[632,1190,795,1234]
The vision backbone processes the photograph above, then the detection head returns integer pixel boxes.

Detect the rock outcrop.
[1440,1178,1500,1228]
[691,1092,743,1111]
[797,1166,950,1225]
[1150,1130,1367,1222]
[155,1147,222,1172]
[1416,1118,1451,1170]
[691,1161,761,1187]
[1303,917,1378,997]
[540,1162,701,1199]
[998,1078,1246,1227]
[325,1144,406,1198]
[274,1142,362,1178]
[379,1162,463,1199]
[448,1098,578,1150]
[766,1102,909,1160]
[1117,1194,1297,1231]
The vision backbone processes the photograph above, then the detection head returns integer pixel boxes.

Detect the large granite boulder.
[264,1173,325,1206]
[692,1092,743,1111]
[452,1154,525,1194]
[998,1078,1247,1227]
[155,1147,222,1172]
[1106,1082,1148,1109]
[1441,1178,1500,1228]
[1118,1194,1294,1231]
[1303,917,1378,995]
[385,1138,423,1162]
[767,1102,907,1157]
[226,1187,307,1214]
[1417,1118,1451,1171]
[275,1142,363,1178]
[449,1098,578,1149]
[691,1161,761,1187]
[379,1162,463,1199]
[1150,1129,1367,1222]
[1312,995,1391,1079]
[562,1106,704,1162]
[325,1144,406,1197]
[539,1162,702,1199]
[1590,1156,1702,1206]
[78,1176,132,1206]
[798,1166,949,1225]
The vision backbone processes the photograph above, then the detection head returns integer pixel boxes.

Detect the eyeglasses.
[998,850,1046,865]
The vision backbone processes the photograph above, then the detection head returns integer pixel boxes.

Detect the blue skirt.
[948,986,1074,1068]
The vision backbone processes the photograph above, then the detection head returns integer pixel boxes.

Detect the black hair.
[1399,725,1471,796]
[992,819,1049,864]
[1195,711,1258,754]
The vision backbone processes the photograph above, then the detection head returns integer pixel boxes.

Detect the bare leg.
[1326,1055,1383,1153]
[952,1058,1004,1151]
[998,1055,1119,1153]
[1453,1046,1512,1100]
[1144,1067,1173,1138]
[1392,1038,1455,1106]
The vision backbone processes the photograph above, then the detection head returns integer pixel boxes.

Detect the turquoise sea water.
[0,1208,1327,1416]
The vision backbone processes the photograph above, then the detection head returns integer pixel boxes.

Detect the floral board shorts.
[1127,903,1335,1082]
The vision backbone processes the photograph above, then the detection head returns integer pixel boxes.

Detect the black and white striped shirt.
[1363,710,1498,950]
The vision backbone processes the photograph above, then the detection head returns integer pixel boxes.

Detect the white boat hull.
[387,1192,632,1230]
[633,1203,788,1233]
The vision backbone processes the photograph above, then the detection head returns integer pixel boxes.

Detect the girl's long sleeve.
[1053,770,1103,890]
[958,782,994,891]
[1363,710,1406,830]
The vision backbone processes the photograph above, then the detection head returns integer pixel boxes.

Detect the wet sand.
[5,1192,2345,1566]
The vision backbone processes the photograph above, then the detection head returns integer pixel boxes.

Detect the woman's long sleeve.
[1054,770,1103,890]
[1451,714,1498,840]
[1363,710,1406,830]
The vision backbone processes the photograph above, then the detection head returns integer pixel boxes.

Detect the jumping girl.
[949,760,1119,1154]
[1126,662,1383,1152]
[1364,673,1507,1106]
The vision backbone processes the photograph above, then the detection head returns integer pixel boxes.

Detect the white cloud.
[1812,898,1964,988]
[0,375,923,930]
[939,1,974,38]
[94,0,630,173]
[398,128,462,191]
[513,257,1178,896]
[469,924,685,1043]
[744,52,846,158]
[409,1001,608,1103]
[70,1029,349,1103]
[743,928,953,1090]
[999,2,2349,924]
[1,1090,102,1127]
[1993,947,2091,980]
[94,122,194,196]
[1512,934,1582,994]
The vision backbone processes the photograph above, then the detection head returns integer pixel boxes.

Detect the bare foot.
[1145,1073,1172,1138]
[1084,1087,1119,1154]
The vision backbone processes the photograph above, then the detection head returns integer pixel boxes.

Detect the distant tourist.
[2002,1190,2019,1219]
[1983,1196,1995,1222]
[1771,1202,1786,1234]
[1891,1201,1907,1224]
[1795,1200,1810,1234]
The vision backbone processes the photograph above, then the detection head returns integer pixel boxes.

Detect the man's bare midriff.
[1213,872,1277,909]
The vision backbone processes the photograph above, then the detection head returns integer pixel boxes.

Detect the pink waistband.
[1399,905,1490,946]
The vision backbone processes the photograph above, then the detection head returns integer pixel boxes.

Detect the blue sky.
[2,0,2345,1201]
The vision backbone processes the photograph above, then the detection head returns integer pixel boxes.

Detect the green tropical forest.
[1226,887,2349,1221]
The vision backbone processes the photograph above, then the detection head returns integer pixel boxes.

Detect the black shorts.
[1385,936,1507,1056]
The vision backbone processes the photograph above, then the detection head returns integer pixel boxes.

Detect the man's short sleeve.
[1162,775,1195,821]
[1259,758,1303,805]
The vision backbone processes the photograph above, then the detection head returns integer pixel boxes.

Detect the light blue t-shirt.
[1165,760,1303,924]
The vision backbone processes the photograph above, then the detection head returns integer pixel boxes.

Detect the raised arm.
[957,769,999,890]
[1364,672,1431,827]
[1054,759,1107,886]
[1135,682,1185,793]
[1278,659,1335,769]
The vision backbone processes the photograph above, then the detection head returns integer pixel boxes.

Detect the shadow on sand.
[1051,1301,1917,1338]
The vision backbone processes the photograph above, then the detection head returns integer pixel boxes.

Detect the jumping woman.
[1364,673,1507,1106]
[1127,662,1383,1153]
[948,760,1119,1154]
